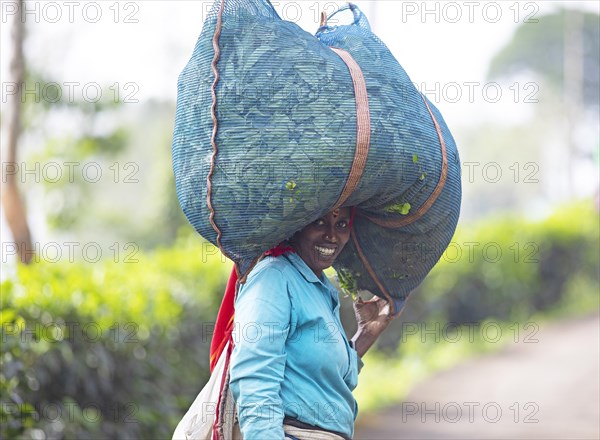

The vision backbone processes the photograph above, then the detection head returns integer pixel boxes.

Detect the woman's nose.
[324,226,337,242]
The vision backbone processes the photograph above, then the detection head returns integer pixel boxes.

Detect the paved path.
[354,312,600,440]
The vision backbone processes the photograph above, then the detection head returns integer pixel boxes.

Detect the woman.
[229,207,394,439]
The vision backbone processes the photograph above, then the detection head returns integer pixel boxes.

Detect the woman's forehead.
[330,207,351,218]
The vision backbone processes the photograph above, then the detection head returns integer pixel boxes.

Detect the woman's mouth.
[315,245,336,258]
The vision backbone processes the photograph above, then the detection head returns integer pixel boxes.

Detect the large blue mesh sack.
[173,0,462,314]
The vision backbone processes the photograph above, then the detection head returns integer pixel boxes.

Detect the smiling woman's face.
[291,208,352,276]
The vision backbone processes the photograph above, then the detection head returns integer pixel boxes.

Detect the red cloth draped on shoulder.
[209,208,356,372]
[209,265,239,372]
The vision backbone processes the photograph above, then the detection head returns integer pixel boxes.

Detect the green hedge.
[2,201,598,438]
[368,200,600,351]
[1,235,230,439]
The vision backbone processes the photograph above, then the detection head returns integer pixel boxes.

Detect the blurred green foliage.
[1,202,598,438]
[1,235,230,439]
[365,201,599,352]
[19,70,188,247]
[420,199,598,323]
[488,8,600,108]
[22,70,130,232]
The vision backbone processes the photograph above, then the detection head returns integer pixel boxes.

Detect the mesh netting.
[172,0,462,313]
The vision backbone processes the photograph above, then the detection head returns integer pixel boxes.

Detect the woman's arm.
[351,297,395,358]
[229,266,292,439]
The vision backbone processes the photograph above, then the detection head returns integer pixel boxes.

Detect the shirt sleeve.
[348,341,364,374]
[229,265,291,440]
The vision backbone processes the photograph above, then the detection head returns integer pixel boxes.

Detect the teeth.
[315,246,335,257]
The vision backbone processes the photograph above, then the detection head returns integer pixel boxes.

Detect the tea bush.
[1,235,230,439]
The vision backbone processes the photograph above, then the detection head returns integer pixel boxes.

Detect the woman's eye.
[314,219,326,226]
[337,221,348,229]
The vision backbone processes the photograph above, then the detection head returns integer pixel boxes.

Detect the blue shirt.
[229,253,363,440]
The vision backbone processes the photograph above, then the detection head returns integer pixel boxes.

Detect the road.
[354,312,600,440]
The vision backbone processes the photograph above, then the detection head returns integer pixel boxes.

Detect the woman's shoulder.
[236,256,295,307]
[245,255,295,283]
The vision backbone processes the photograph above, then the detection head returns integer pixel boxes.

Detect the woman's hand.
[351,296,395,357]
[353,296,393,336]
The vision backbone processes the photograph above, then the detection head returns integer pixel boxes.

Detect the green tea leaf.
[384,202,412,215]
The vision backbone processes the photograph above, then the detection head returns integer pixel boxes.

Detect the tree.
[487,8,599,109]
[2,0,33,264]
[488,8,599,197]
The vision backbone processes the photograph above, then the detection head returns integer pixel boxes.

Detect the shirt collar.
[284,253,341,305]
[285,252,324,285]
